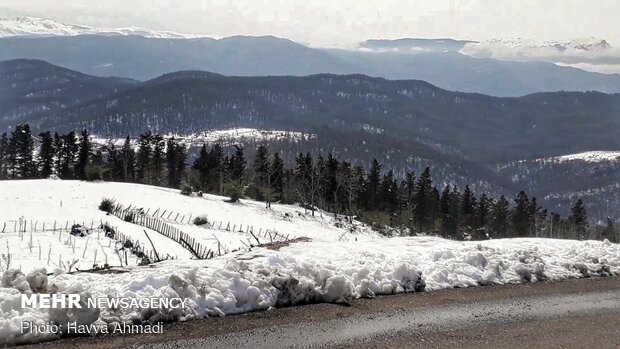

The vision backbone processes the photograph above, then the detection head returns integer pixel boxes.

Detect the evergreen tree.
[364,159,382,209]
[10,124,36,178]
[105,142,124,181]
[192,144,209,190]
[324,154,340,212]
[380,170,399,213]
[569,199,588,240]
[271,152,285,199]
[511,191,531,237]
[166,137,186,188]
[0,132,9,179]
[37,131,55,178]
[253,144,270,199]
[490,195,509,238]
[473,193,491,239]
[53,132,63,175]
[228,145,246,181]
[75,129,92,179]
[120,136,135,181]
[440,185,454,238]
[461,184,477,232]
[413,167,433,231]
[403,171,416,209]
[59,131,78,179]
[151,134,165,185]
[136,132,153,183]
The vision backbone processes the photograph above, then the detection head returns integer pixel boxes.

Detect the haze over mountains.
[1,17,620,96]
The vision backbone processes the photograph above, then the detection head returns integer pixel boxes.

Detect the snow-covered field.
[1,179,619,346]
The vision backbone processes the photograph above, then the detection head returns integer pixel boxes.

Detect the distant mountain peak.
[0,16,208,39]
[473,37,612,52]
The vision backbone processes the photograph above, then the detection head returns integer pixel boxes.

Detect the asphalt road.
[20,277,620,349]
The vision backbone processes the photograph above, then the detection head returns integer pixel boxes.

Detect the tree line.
[0,124,617,242]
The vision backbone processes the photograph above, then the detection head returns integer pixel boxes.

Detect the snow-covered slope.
[554,151,620,163]
[0,16,205,39]
[0,179,374,273]
[1,179,619,346]
[92,128,314,149]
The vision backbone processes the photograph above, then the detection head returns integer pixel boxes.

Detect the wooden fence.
[110,204,211,259]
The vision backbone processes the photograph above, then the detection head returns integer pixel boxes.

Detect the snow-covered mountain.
[470,38,612,52]
[459,37,620,74]
[0,16,205,39]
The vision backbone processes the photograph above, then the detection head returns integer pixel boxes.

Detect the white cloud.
[460,39,620,74]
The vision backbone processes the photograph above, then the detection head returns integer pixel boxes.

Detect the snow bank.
[1,180,619,345]
[1,236,618,346]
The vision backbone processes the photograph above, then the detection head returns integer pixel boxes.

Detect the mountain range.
[2,16,620,221]
[1,58,620,221]
[1,17,620,97]
[3,59,619,163]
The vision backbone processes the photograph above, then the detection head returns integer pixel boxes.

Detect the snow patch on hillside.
[554,151,620,163]
[0,16,209,39]
[91,128,314,149]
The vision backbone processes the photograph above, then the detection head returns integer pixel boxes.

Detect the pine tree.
[569,199,588,240]
[106,142,124,181]
[120,136,135,181]
[473,194,491,239]
[364,159,382,209]
[59,131,78,179]
[166,137,185,188]
[253,144,270,199]
[75,129,92,180]
[192,144,209,190]
[53,132,62,175]
[0,132,9,179]
[380,170,399,214]
[37,131,55,178]
[151,134,165,185]
[413,167,433,231]
[490,195,509,238]
[440,185,453,238]
[404,171,416,209]
[229,145,246,181]
[528,197,545,237]
[511,191,531,237]
[461,184,477,232]
[11,124,36,178]
[271,152,285,200]
[324,154,340,212]
[136,132,153,183]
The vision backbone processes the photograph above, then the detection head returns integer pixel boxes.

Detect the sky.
[0,0,618,47]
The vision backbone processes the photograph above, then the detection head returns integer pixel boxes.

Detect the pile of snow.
[1,179,619,346]
[1,236,618,345]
